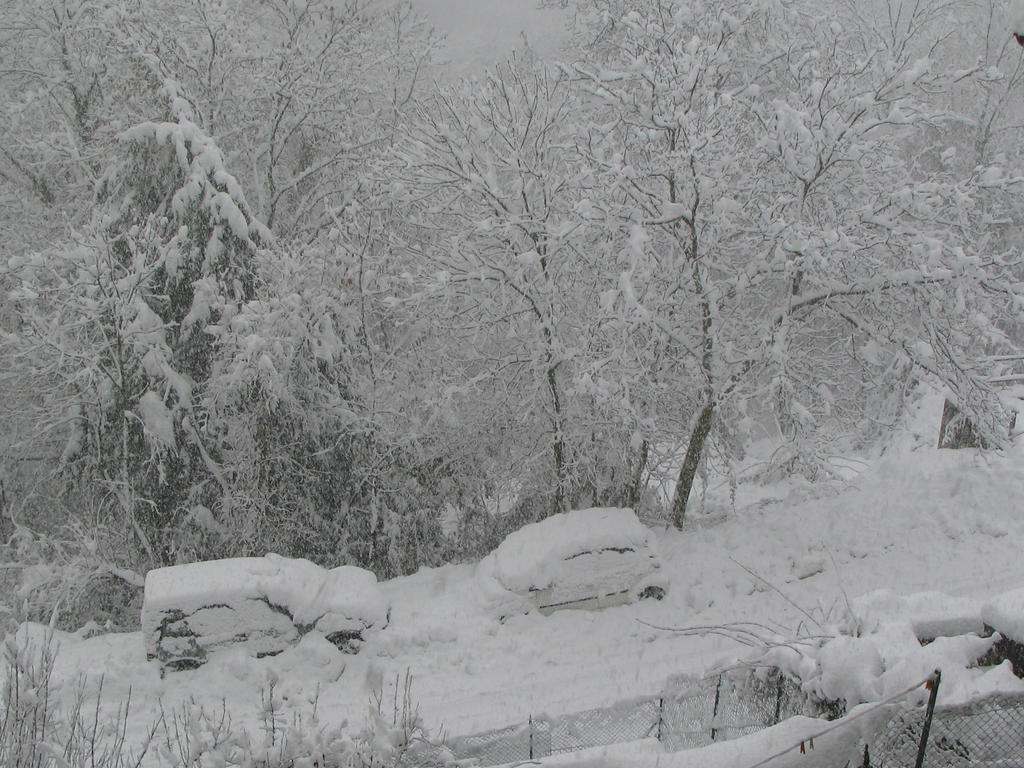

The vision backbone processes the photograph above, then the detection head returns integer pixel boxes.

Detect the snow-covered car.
[476,507,667,617]
[142,554,389,671]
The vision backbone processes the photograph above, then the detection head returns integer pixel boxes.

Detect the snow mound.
[476,507,665,614]
[814,635,884,706]
[760,619,1022,709]
[982,588,1024,643]
[853,589,985,640]
[142,554,388,668]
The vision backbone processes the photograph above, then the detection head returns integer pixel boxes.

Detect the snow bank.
[982,587,1024,643]
[767,620,1023,710]
[742,585,1024,712]
[142,554,388,669]
[476,508,664,614]
[854,589,985,639]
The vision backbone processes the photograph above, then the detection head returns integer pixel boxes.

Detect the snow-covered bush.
[152,691,356,768]
[199,240,457,576]
[738,616,1022,717]
[2,624,450,768]
[0,518,144,632]
[0,629,60,766]
[0,627,148,768]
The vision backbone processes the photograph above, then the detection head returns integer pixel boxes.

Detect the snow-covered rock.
[142,554,388,671]
[476,507,666,616]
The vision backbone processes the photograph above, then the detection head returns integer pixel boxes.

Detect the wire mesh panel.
[402,741,456,768]
[660,669,814,751]
[443,701,660,766]
[865,706,929,768]
[866,692,1024,768]
[548,698,661,754]
[447,721,536,765]
[744,669,809,723]
[713,674,790,741]
[410,673,1024,768]
[661,675,718,750]
[532,718,553,758]
[924,693,1024,766]
[413,667,816,767]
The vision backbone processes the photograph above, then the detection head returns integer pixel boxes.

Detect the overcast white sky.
[409,0,571,76]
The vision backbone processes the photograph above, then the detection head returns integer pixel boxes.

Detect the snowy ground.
[12,394,1024,765]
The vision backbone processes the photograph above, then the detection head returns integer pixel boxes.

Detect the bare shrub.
[1,627,448,768]
[0,629,154,767]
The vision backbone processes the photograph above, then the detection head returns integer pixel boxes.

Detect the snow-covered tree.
[0,0,437,253]
[4,70,268,565]
[1,0,445,580]
[120,0,438,241]
[570,0,1024,525]
[388,55,645,519]
[0,0,148,257]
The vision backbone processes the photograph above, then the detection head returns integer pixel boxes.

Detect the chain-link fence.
[445,721,537,765]
[549,698,662,754]
[413,666,826,767]
[660,668,816,750]
[412,664,1024,768]
[866,688,1024,767]
[863,704,932,768]
[434,702,660,766]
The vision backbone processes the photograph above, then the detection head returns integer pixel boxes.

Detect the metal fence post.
[773,670,784,725]
[914,670,941,768]
[657,696,665,742]
[529,715,534,760]
[710,674,724,741]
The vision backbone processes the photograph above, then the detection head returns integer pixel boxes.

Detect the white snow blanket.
[142,554,388,669]
[477,507,665,614]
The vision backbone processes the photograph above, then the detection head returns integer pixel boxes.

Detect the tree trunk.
[627,439,649,510]
[671,402,714,529]
[547,364,568,516]
[937,398,987,449]
[552,430,566,515]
